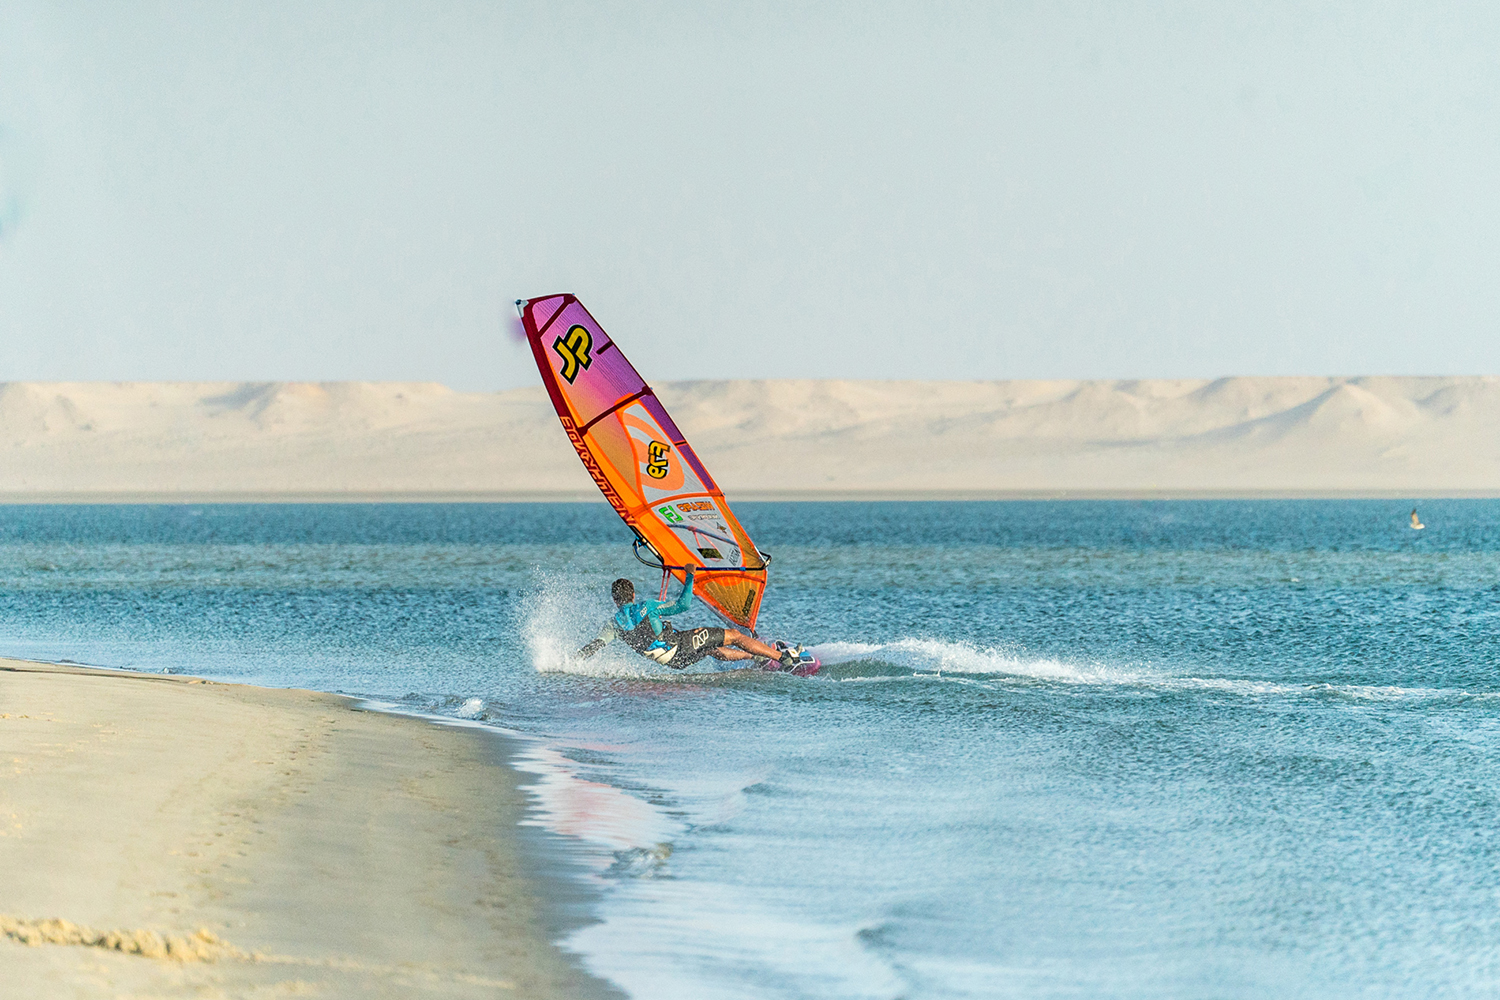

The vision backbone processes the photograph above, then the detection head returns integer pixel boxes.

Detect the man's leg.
[722,629,782,660]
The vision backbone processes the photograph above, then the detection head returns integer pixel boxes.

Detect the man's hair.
[611,578,635,605]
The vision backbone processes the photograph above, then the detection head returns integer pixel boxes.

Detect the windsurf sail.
[518,294,768,632]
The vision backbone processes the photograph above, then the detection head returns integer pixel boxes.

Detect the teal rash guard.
[614,583,693,637]
[576,570,697,661]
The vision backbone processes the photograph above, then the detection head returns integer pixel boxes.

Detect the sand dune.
[0,377,1495,498]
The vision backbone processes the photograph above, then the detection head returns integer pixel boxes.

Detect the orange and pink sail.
[518,294,768,632]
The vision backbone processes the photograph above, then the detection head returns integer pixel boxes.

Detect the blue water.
[3,500,1499,998]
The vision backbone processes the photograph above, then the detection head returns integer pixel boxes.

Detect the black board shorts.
[661,626,726,668]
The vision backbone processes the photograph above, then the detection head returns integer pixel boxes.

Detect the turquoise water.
[2,500,1498,998]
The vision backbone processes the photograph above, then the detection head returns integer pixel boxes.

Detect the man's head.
[611,578,635,606]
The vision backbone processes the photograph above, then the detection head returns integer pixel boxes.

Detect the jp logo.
[552,325,593,383]
[646,441,670,479]
[658,504,683,523]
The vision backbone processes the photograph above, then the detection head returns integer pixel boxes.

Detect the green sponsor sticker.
[658,505,683,524]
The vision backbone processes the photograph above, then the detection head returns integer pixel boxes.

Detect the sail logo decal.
[552,325,593,383]
[657,504,683,523]
[646,441,671,479]
[558,416,628,519]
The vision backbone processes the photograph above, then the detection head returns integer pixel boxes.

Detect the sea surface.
[2,500,1498,999]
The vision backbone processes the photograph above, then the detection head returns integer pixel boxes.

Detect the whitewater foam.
[814,638,1150,685]
[811,638,1495,704]
[517,568,676,678]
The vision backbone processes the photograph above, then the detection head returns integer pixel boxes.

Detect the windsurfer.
[574,568,799,669]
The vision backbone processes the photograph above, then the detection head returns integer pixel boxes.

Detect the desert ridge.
[0,381,589,498]
[0,376,1496,498]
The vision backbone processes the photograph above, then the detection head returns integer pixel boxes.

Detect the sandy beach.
[0,658,616,999]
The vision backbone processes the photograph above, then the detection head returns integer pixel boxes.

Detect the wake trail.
[811,638,1496,704]
[517,572,1493,702]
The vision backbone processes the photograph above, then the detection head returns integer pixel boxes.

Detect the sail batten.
[520,294,766,632]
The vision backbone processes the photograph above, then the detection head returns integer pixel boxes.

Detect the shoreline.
[0,657,622,999]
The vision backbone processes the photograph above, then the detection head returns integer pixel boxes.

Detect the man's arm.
[575,621,617,660]
[655,568,696,619]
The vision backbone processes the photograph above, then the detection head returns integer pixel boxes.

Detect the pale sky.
[1,1,1497,391]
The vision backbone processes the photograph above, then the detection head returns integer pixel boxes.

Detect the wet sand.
[0,658,618,999]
